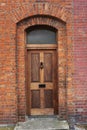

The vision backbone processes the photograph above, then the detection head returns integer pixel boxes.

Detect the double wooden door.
[27,50,58,115]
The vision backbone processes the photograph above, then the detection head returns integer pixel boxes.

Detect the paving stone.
[14,117,69,130]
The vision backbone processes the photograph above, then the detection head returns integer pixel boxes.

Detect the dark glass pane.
[26,26,57,44]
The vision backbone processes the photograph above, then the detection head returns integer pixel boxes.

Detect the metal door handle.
[40,62,44,69]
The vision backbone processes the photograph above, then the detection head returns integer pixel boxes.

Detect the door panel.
[44,53,53,82]
[27,50,58,115]
[44,90,53,108]
[31,90,40,108]
[31,53,40,82]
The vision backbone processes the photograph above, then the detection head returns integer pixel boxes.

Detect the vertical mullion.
[40,52,44,83]
[40,51,44,108]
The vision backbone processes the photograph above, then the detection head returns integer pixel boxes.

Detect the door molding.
[26,49,58,115]
[26,44,57,50]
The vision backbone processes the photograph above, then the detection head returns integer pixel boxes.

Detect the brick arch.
[17,15,66,30]
[17,15,68,120]
[8,2,70,23]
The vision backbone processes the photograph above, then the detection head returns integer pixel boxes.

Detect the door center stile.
[40,52,45,109]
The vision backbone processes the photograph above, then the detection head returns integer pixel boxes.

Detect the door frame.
[26,44,58,115]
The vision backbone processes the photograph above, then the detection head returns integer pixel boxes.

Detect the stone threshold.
[28,115,59,118]
[14,116,69,130]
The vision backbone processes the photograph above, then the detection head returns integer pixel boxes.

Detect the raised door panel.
[27,50,58,115]
[31,90,40,108]
[44,90,53,108]
[31,53,40,82]
[44,53,53,82]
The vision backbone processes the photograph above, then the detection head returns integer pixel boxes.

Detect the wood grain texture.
[44,53,53,82]
[31,53,40,82]
[27,50,58,115]
[44,90,53,108]
[31,108,54,115]
[26,44,57,50]
[31,90,40,108]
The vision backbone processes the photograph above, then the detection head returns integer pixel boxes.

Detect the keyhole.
[40,62,44,69]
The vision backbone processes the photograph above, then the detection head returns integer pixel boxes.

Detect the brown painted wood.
[31,108,54,115]
[27,49,58,115]
[31,53,40,82]
[53,50,58,114]
[44,53,52,82]
[26,44,57,50]
[31,90,40,108]
[44,90,53,108]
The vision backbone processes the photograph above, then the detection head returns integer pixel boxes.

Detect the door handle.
[40,62,44,69]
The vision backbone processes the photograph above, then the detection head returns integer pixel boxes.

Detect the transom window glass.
[26,25,57,44]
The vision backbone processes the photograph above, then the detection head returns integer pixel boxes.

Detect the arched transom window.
[26,25,57,44]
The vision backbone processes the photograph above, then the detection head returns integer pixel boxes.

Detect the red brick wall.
[0,0,87,124]
[0,8,18,124]
[73,0,87,122]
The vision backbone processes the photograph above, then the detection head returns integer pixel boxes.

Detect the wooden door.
[27,50,58,115]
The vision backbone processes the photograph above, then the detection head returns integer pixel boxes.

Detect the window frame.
[26,25,57,45]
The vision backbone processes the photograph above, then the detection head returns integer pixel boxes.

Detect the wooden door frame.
[26,44,58,115]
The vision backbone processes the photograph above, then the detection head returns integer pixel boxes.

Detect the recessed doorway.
[26,25,58,115]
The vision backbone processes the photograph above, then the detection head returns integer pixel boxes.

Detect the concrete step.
[14,117,69,130]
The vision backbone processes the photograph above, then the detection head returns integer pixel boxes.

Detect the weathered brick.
[0,0,87,125]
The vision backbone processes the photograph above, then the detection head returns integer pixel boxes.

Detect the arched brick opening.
[0,1,77,124]
[17,15,68,120]
[5,2,74,122]
[8,2,70,24]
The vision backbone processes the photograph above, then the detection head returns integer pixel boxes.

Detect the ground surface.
[0,120,87,130]
[0,127,14,130]
[14,116,69,130]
